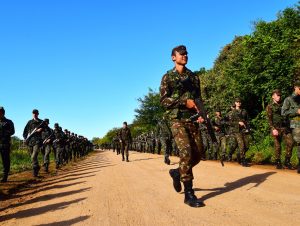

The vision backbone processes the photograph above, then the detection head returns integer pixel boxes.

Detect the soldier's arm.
[23,121,30,139]
[281,97,298,118]
[266,105,275,130]
[8,120,15,136]
[160,74,186,109]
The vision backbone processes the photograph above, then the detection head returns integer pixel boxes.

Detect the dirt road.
[0,150,299,226]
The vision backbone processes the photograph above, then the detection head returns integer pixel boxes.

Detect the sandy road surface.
[0,150,300,226]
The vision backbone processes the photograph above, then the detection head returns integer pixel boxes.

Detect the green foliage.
[134,88,164,131]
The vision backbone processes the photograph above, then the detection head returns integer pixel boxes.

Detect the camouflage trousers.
[0,147,10,175]
[170,120,203,182]
[233,133,250,158]
[271,128,294,159]
[292,127,300,159]
[121,141,130,158]
[29,144,41,170]
[41,144,52,165]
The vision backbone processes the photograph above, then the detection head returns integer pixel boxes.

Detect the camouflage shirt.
[160,67,200,120]
[266,101,288,130]
[0,117,15,145]
[121,127,132,143]
[282,93,300,128]
[227,108,249,134]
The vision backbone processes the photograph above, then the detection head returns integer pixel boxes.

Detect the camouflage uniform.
[211,115,227,160]
[0,108,15,182]
[282,92,300,173]
[53,125,66,168]
[266,101,294,167]
[23,115,45,176]
[157,118,173,164]
[227,107,250,165]
[160,68,203,182]
[41,120,54,172]
[120,126,132,161]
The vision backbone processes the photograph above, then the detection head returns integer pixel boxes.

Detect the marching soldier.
[227,98,250,167]
[120,121,132,162]
[0,106,15,182]
[41,118,54,172]
[53,123,66,169]
[266,89,294,169]
[23,109,45,177]
[160,45,205,207]
[282,81,300,174]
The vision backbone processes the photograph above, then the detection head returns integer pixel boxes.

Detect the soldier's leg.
[44,145,51,172]
[0,148,10,182]
[125,143,129,162]
[31,144,40,177]
[235,133,248,166]
[170,121,204,207]
[282,132,294,169]
[121,142,125,161]
[291,128,300,173]
[272,134,282,169]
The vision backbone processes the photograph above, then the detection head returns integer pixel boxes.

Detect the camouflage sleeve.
[9,120,15,137]
[282,97,298,118]
[266,105,275,130]
[23,121,30,139]
[160,73,186,109]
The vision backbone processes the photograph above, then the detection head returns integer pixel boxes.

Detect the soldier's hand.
[36,128,43,132]
[297,109,300,114]
[186,99,198,111]
[46,139,51,143]
[272,129,279,136]
[197,116,205,123]
[238,121,245,127]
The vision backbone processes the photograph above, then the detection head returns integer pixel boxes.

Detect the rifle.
[42,130,54,145]
[25,121,45,145]
[179,76,224,166]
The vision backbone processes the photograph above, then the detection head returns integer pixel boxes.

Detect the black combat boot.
[241,157,249,167]
[126,156,129,162]
[1,174,8,183]
[164,156,170,165]
[183,181,205,208]
[44,163,49,173]
[169,168,182,192]
[275,159,283,169]
[33,166,40,177]
[284,157,292,169]
[122,155,125,161]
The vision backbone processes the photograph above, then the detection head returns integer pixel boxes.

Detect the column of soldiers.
[0,108,93,182]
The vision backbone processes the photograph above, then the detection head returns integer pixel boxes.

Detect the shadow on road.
[34,215,90,226]
[0,197,87,222]
[194,172,276,201]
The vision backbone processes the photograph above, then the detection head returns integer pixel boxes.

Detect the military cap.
[171,45,188,56]
[271,89,281,96]
[54,123,59,127]
[32,109,39,114]
[44,118,49,123]
[294,80,300,87]
[0,106,5,113]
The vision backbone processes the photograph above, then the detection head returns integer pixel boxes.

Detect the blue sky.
[0,0,297,139]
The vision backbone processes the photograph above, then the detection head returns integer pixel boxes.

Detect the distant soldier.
[23,109,45,177]
[160,45,205,207]
[156,118,172,165]
[53,123,66,169]
[0,106,15,182]
[211,109,227,161]
[41,118,54,172]
[282,81,300,174]
[120,121,132,162]
[227,98,250,167]
[266,89,294,169]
